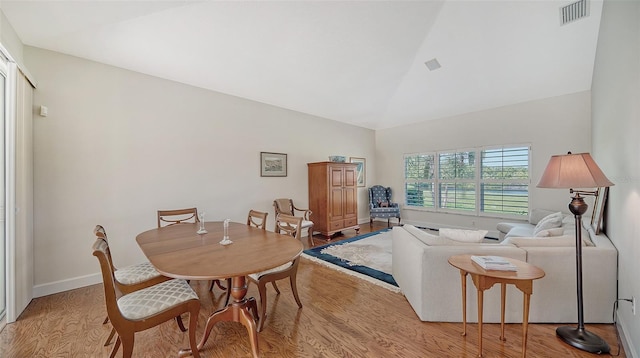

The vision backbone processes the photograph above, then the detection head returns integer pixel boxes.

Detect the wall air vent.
[560,0,589,26]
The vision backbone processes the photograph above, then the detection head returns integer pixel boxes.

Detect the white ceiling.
[0,0,603,130]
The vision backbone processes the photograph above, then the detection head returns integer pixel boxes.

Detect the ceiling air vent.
[560,0,589,25]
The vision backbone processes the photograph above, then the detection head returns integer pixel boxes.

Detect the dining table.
[136,221,303,358]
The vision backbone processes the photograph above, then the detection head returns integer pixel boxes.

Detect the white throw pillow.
[439,228,488,243]
[534,227,565,237]
[532,212,563,236]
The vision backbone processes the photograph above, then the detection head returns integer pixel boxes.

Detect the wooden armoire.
[308,162,360,239]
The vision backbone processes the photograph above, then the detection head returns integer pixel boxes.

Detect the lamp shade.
[537,152,614,189]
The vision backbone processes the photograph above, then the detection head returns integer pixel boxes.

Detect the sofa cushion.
[534,227,565,237]
[528,208,559,225]
[533,212,563,235]
[402,225,472,246]
[439,228,488,243]
[501,235,582,247]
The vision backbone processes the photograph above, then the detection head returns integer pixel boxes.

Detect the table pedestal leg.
[196,276,260,358]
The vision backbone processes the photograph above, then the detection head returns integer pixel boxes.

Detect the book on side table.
[470,255,517,271]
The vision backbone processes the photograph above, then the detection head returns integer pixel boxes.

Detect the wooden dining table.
[136,221,303,358]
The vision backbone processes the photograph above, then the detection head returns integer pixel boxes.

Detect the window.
[404,154,435,208]
[439,150,475,212]
[404,145,530,217]
[480,146,529,216]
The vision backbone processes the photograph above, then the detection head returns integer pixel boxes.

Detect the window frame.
[403,144,531,219]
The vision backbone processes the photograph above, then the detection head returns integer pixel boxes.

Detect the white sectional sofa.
[392,220,617,324]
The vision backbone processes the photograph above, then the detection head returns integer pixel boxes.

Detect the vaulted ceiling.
[0,1,603,129]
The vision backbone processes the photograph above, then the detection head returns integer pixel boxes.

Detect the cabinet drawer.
[329,221,343,230]
[344,218,358,227]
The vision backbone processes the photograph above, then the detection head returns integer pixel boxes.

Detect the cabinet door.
[329,166,344,221]
[343,166,358,219]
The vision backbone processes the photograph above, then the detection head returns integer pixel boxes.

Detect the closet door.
[0,55,6,323]
[13,70,34,321]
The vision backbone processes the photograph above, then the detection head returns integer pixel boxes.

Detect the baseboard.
[617,316,638,358]
[33,273,102,298]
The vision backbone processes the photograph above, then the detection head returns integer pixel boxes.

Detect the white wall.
[375,91,592,234]
[592,0,640,356]
[24,47,375,296]
[0,11,23,64]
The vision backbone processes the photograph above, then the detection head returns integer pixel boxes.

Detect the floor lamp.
[537,152,614,354]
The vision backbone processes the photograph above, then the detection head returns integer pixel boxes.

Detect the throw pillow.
[532,212,563,236]
[534,227,565,237]
[439,228,488,243]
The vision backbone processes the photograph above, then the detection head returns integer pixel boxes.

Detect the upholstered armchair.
[369,185,401,226]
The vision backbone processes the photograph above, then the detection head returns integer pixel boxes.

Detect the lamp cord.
[610,298,634,356]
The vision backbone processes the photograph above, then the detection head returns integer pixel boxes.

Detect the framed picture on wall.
[350,157,366,187]
[592,187,609,234]
[260,152,287,177]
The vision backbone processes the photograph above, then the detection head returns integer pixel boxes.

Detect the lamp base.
[556,326,610,354]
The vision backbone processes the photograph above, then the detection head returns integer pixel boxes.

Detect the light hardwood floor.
[0,222,625,357]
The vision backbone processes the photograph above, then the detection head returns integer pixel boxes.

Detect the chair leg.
[370,218,373,225]
[209,279,228,291]
[257,281,268,332]
[104,327,116,346]
[176,315,187,332]
[223,278,232,306]
[109,336,121,358]
[120,333,135,358]
[387,218,390,227]
[271,281,281,294]
[289,274,303,309]
[188,303,201,358]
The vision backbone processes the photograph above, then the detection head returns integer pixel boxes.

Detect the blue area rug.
[302,229,400,292]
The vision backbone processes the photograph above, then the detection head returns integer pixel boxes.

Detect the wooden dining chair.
[247,209,268,229]
[273,198,314,238]
[157,207,199,227]
[247,214,303,331]
[94,225,179,349]
[92,236,201,358]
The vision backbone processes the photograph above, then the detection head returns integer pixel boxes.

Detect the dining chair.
[247,214,303,331]
[157,208,230,299]
[92,236,201,358]
[157,207,199,227]
[273,198,314,238]
[94,225,180,349]
[247,209,268,229]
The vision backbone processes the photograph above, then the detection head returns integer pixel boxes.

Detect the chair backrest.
[274,214,302,239]
[369,185,391,207]
[94,224,118,270]
[273,198,294,216]
[92,237,124,326]
[157,208,199,227]
[247,210,268,230]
